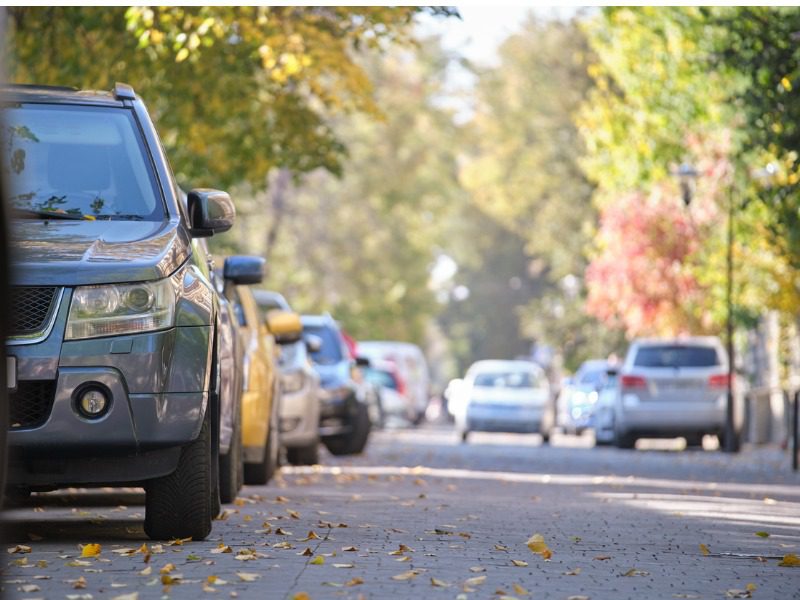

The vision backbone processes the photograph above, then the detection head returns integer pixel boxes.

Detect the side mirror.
[223,255,265,285]
[187,188,235,237]
[304,333,322,354]
[267,310,303,344]
[355,356,370,368]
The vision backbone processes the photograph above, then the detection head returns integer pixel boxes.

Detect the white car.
[614,337,744,450]
[456,360,552,443]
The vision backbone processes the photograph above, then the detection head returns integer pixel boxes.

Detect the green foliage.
[6,6,448,189]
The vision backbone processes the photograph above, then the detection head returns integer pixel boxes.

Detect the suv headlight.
[65,278,176,340]
[282,371,305,394]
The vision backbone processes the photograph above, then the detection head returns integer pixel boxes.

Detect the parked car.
[456,360,553,443]
[357,341,430,423]
[557,359,609,435]
[614,337,744,450]
[3,83,235,540]
[361,358,416,426]
[253,290,321,466]
[301,314,371,455]
[223,261,282,485]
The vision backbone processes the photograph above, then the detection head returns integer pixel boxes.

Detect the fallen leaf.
[161,563,177,575]
[139,566,152,576]
[511,559,528,567]
[73,576,87,589]
[36,560,48,568]
[275,528,292,536]
[389,544,414,555]
[494,544,509,552]
[300,548,314,557]
[700,543,710,556]
[310,556,325,565]
[513,583,530,596]
[19,584,40,593]
[396,556,411,562]
[392,569,420,581]
[621,568,649,577]
[275,496,290,503]
[346,577,364,586]
[333,563,354,568]
[779,553,800,567]
[161,573,182,585]
[12,557,28,566]
[287,509,301,519]
[593,555,612,561]
[469,566,486,572]
[725,590,752,599]
[112,594,139,600]
[563,567,582,575]
[299,531,320,542]
[8,545,32,554]
[342,546,358,552]
[526,534,549,555]
[755,531,770,538]
[236,572,260,582]
[746,584,757,592]
[567,596,590,600]
[210,544,232,554]
[166,537,192,546]
[465,575,487,587]
[66,559,92,567]
[431,577,450,587]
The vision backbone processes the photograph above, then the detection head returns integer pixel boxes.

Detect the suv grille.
[9,381,56,429]
[10,287,59,336]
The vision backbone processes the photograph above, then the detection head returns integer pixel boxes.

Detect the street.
[3,428,800,600]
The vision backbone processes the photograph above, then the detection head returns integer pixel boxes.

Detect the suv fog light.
[76,386,110,419]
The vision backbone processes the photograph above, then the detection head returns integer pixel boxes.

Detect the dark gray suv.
[3,83,235,540]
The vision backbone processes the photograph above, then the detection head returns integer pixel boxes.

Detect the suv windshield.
[634,345,720,368]
[304,325,345,365]
[473,371,540,389]
[3,104,163,220]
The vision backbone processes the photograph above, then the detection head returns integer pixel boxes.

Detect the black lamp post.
[676,162,738,453]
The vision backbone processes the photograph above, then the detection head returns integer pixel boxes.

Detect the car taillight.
[395,373,407,397]
[621,375,647,389]
[708,374,731,389]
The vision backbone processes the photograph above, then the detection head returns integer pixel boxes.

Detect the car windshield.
[576,368,606,386]
[304,325,344,365]
[634,345,720,368]
[473,370,540,389]
[364,368,398,390]
[2,104,163,220]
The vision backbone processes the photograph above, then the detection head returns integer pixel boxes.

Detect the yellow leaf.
[346,577,364,586]
[431,577,450,587]
[210,544,232,554]
[779,553,800,567]
[389,544,414,555]
[755,531,770,538]
[310,555,325,565]
[160,563,176,574]
[513,583,530,595]
[288,509,301,519]
[622,568,649,577]
[781,77,793,92]
[81,543,102,557]
[175,47,190,63]
[699,543,710,556]
[8,544,32,554]
[161,574,181,585]
[73,576,87,589]
[511,559,528,567]
[236,572,260,582]
[746,584,756,592]
[396,556,411,562]
[292,594,311,600]
[526,533,552,559]
[299,531,320,541]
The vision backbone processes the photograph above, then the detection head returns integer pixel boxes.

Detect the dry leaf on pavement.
[699,544,710,556]
[431,577,450,587]
[310,556,325,565]
[778,553,800,567]
[392,569,420,581]
[621,568,649,577]
[526,534,552,560]
[346,577,364,586]
[8,545,32,554]
[333,563,354,568]
[237,572,260,582]
[465,575,487,587]
[511,559,528,567]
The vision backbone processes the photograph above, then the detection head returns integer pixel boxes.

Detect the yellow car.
[223,257,303,485]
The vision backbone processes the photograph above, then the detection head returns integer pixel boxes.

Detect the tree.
[6,7,456,189]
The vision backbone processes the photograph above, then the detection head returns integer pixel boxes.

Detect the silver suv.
[614,337,743,449]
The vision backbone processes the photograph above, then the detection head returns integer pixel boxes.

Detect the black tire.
[286,441,320,466]
[540,429,550,445]
[614,430,636,450]
[219,413,243,503]
[324,402,371,456]
[208,351,221,519]
[145,411,213,541]
[244,399,279,485]
[684,434,704,449]
[460,430,469,444]
[717,430,741,452]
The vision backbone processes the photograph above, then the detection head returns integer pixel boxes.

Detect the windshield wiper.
[94,214,145,221]
[14,208,89,221]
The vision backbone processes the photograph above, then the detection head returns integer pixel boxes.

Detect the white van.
[357,341,431,422]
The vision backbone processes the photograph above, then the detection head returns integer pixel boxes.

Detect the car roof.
[467,359,541,373]
[1,84,126,107]
[632,336,721,347]
[300,314,337,328]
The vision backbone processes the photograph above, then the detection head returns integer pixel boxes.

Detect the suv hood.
[10,219,190,286]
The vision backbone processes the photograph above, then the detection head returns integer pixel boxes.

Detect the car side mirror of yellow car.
[266,310,303,344]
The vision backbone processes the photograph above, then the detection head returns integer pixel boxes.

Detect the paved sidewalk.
[3,429,800,599]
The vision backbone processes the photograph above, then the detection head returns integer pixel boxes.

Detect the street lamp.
[674,162,738,453]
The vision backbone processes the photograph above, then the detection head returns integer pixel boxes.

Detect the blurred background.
[4,6,800,442]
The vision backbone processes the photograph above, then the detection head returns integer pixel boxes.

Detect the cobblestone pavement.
[3,428,800,600]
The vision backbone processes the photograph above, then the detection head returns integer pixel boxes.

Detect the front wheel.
[145,412,213,541]
[717,430,741,453]
[287,441,320,466]
[614,429,637,450]
[324,403,371,456]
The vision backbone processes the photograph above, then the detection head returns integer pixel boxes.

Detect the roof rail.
[113,82,136,101]
[0,83,78,92]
